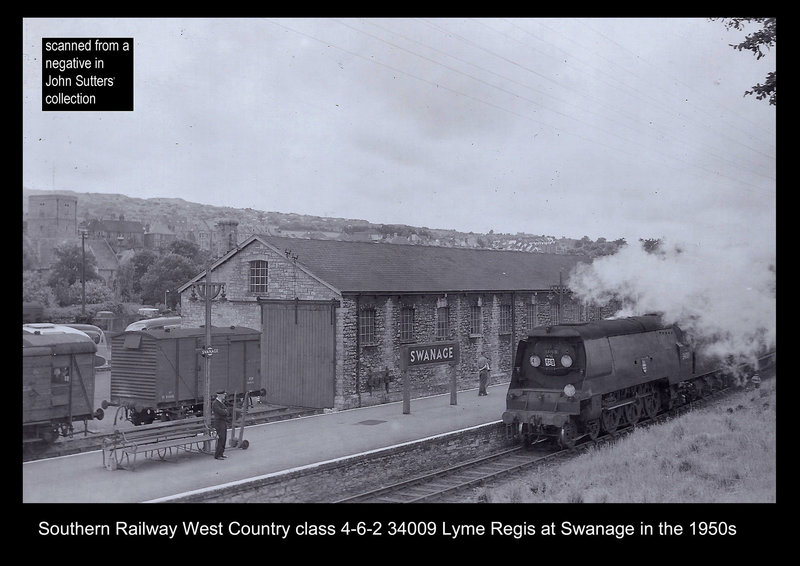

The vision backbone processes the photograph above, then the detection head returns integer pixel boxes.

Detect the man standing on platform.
[478,354,490,396]
[212,390,229,460]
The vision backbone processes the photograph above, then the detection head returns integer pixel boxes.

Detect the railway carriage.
[23,327,104,443]
[502,314,773,448]
[106,325,262,425]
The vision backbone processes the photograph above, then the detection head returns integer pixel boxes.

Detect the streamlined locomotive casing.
[503,315,691,436]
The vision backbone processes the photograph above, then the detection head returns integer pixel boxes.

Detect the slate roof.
[181,235,591,295]
[87,238,119,272]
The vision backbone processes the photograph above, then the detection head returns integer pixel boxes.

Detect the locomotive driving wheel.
[643,393,660,419]
[601,408,620,434]
[624,400,642,425]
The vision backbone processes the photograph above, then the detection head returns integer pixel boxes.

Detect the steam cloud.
[567,238,776,368]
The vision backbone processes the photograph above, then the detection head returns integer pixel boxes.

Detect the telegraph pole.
[79,229,88,318]
[204,259,212,427]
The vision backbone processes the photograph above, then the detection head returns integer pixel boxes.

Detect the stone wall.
[179,239,339,330]
[339,290,600,410]
[169,422,513,503]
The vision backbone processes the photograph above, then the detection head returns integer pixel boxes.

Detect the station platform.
[22,383,507,503]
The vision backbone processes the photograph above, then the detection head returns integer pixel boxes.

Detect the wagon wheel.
[558,420,578,449]
[601,408,619,434]
[643,393,660,419]
[40,426,59,444]
[586,419,601,441]
[624,400,642,425]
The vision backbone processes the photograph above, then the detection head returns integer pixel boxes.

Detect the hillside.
[22,187,620,255]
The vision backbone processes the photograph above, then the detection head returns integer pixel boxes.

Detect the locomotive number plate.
[544,357,556,367]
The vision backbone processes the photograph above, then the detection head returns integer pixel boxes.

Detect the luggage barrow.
[228,390,251,450]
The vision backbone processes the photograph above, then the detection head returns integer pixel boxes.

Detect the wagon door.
[226,334,261,395]
[261,301,335,409]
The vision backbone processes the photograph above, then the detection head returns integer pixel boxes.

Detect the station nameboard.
[401,342,460,370]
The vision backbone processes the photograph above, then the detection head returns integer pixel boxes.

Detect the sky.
[22,17,775,243]
[22,17,776,360]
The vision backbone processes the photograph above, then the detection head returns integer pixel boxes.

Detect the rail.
[101,417,215,471]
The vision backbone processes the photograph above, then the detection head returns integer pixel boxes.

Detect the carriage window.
[51,366,70,384]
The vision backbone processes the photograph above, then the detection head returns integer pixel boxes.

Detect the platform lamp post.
[193,260,226,428]
[79,228,88,318]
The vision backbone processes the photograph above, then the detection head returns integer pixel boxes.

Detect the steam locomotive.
[502,314,774,448]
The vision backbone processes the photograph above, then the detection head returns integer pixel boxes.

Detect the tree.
[166,239,203,263]
[715,17,776,105]
[22,270,56,306]
[67,279,114,305]
[22,237,37,271]
[47,242,101,289]
[117,249,159,301]
[139,253,199,306]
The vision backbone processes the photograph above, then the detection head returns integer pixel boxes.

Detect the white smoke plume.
[567,238,776,368]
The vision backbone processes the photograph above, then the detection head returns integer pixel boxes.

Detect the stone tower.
[27,193,78,238]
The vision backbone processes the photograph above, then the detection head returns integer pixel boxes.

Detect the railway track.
[336,380,761,504]
[336,444,555,503]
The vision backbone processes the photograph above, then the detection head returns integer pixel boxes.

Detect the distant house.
[86,238,120,291]
[85,217,145,249]
[143,221,177,250]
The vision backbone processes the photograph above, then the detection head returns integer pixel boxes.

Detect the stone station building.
[177,235,606,411]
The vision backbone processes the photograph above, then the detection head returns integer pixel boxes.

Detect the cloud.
[567,237,776,367]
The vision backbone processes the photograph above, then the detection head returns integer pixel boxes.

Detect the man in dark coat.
[478,355,490,396]
[212,390,229,460]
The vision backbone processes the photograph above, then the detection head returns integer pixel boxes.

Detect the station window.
[527,302,539,329]
[436,306,450,340]
[249,260,268,293]
[359,307,376,345]
[400,306,415,342]
[499,304,512,334]
[470,305,482,336]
